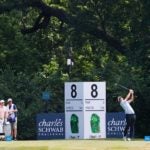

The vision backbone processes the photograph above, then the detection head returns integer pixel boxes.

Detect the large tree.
[0,0,149,139]
[1,0,149,57]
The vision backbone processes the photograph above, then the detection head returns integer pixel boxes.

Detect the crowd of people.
[0,98,18,140]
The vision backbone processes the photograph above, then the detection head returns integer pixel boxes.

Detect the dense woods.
[0,0,149,139]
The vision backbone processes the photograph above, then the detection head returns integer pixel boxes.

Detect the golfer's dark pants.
[124,114,136,138]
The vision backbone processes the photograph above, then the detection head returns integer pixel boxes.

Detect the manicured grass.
[0,139,149,150]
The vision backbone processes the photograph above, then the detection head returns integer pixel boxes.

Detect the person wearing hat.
[0,100,7,140]
[7,98,18,140]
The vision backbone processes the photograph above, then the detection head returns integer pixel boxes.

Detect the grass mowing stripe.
[0,139,149,150]
[0,146,48,150]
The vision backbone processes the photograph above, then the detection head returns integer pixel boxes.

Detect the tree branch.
[21,13,50,34]
[0,0,127,54]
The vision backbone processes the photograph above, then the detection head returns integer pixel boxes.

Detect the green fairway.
[0,139,150,150]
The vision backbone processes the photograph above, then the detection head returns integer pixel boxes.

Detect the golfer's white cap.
[7,98,12,102]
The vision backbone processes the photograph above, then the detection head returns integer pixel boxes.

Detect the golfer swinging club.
[117,89,136,141]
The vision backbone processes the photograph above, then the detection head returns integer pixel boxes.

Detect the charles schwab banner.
[36,113,65,140]
[37,112,127,139]
[106,112,126,138]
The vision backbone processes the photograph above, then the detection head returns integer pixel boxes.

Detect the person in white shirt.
[118,89,136,141]
[0,100,7,121]
[0,100,7,140]
[7,98,18,140]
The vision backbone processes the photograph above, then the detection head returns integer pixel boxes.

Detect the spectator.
[0,100,7,140]
[7,98,18,140]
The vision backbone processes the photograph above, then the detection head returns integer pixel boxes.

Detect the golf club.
[115,83,129,91]
[115,83,137,99]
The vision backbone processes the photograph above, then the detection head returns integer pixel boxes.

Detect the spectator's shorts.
[10,118,17,129]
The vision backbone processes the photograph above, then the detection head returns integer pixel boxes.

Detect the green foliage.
[0,0,149,139]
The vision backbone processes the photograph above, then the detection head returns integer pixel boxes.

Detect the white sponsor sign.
[65,82,106,139]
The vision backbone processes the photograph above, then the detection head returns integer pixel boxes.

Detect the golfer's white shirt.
[120,99,135,114]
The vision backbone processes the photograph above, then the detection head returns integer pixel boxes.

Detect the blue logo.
[144,136,150,141]
[42,91,51,101]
